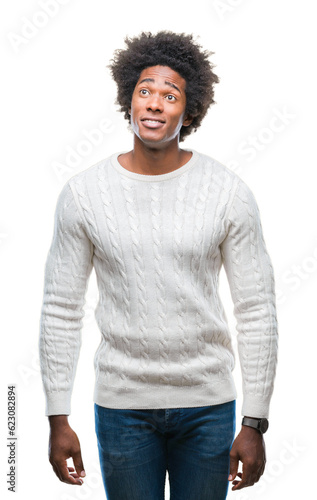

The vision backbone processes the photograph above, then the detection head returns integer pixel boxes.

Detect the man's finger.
[73,450,86,478]
[67,466,80,478]
[232,462,257,490]
[229,453,239,481]
[51,461,63,482]
[231,472,242,486]
[56,460,83,485]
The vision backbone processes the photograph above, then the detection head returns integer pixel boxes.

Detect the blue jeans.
[94,400,236,500]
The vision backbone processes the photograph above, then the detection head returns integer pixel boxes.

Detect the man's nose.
[146,94,163,112]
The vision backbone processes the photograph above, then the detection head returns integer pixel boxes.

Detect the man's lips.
[141,117,165,123]
[140,117,165,129]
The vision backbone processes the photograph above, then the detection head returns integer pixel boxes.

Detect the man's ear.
[128,107,131,115]
[183,114,194,127]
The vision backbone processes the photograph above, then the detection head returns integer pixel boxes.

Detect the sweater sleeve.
[220,179,278,418]
[38,181,94,416]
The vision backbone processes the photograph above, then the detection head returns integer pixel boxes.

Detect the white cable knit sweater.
[39,149,278,418]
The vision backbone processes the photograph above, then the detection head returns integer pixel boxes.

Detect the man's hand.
[48,415,86,486]
[228,425,266,491]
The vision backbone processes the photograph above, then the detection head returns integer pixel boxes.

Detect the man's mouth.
[141,118,165,128]
[141,118,165,123]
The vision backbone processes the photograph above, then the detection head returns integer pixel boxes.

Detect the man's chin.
[137,135,166,148]
[135,132,178,150]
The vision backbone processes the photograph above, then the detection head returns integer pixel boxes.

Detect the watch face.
[260,418,269,433]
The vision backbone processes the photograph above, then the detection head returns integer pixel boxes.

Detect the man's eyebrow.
[138,78,182,94]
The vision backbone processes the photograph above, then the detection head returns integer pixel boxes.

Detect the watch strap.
[242,417,269,434]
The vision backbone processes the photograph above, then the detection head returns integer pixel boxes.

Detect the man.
[39,31,278,500]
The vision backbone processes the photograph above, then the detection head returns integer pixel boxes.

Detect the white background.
[1,0,316,498]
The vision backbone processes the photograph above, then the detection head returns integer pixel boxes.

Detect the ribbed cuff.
[45,391,71,416]
[241,393,272,418]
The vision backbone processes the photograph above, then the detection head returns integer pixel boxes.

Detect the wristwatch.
[242,417,269,434]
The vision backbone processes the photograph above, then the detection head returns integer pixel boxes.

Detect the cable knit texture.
[39,150,278,418]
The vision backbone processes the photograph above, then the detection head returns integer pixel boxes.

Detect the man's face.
[129,65,193,148]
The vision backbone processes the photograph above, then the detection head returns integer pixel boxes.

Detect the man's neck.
[118,137,192,176]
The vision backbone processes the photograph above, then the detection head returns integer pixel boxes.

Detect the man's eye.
[166,95,176,101]
[140,89,149,95]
